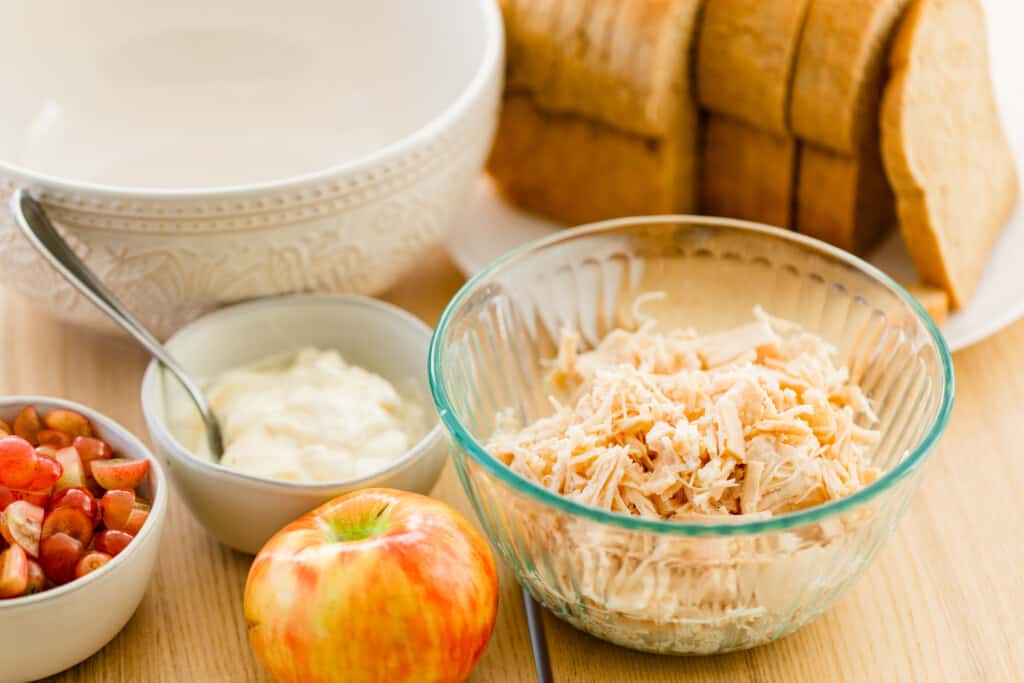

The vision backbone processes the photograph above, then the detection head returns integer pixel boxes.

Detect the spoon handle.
[10,189,224,457]
[523,589,554,683]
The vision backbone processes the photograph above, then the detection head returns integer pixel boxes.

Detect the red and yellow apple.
[244,488,499,683]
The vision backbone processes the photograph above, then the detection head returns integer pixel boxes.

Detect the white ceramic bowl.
[0,397,168,683]
[140,294,447,554]
[0,0,503,338]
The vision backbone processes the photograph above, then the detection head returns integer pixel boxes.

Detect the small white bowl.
[0,396,168,683]
[140,294,447,554]
[0,0,503,337]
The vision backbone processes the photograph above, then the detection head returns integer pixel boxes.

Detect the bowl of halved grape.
[0,397,168,682]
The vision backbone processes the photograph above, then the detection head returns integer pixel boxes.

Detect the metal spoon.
[10,189,225,459]
[523,589,554,682]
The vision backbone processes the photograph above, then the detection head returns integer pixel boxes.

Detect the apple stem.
[324,502,393,543]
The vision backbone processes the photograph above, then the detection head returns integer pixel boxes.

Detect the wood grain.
[1,246,1020,682]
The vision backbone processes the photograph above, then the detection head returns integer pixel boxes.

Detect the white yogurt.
[195,348,423,483]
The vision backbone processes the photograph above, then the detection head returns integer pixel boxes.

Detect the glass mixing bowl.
[429,217,953,654]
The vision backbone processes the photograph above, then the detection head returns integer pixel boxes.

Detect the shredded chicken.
[488,308,880,520]
[482,306,885,653]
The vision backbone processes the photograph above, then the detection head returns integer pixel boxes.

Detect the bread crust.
[490,0,702,223]
[900,281,950,324]
[488,94,682,225]
[699,114,796,228]
[796,144,895,254]
[697,0,812,134]
[504,0,701,136]
[881,0,1018,307]
[791,0,911,153]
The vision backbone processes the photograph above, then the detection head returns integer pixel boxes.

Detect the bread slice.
[900,281,950,324]
[790,0,907,255]
[791,0,911,154]
[490,0,703,223]
[699,114,797,228]
[488,94,682,225]
[796,144,895,254]
[503,0,621,120]
[697,0,812,135]
[503,0,701,136]
[881,0,1018,307]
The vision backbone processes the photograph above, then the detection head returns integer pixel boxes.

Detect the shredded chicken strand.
[488,312,880,519]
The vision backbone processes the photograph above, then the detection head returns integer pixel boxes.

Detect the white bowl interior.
[0,0,494,189]
[143,295,437,469]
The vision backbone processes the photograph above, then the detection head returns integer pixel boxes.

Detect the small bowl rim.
[0,395,168,609]
[140,293,444,493]
[428,215,956,537]
[0,0,503,198]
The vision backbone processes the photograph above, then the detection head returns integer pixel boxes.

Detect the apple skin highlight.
[244,488,499,683]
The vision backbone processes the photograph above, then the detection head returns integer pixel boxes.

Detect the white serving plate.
[447,0,1022,352]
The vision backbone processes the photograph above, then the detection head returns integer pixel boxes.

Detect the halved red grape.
[0,544,28,598]
[53,448,87,493]
[75,551,112,579]
[0,486,49,510]
[36,430,73,449]
[49,487,98,523]
[72,436,112,474]
[12,407,41,445]
[123,508,149,536]
[24,559,46,594]
[100,489,135,531]
[93,530,133,557]
[91,458,149,490]
[0,501,44,558]
[42,489,98,548]
[26,455,62,492]
[38,533,83,585]
[0,436,38,489]
[43,410,93,439]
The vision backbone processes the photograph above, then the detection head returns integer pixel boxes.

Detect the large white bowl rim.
[0,1,503,199]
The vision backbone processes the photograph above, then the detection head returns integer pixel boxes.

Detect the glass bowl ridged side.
[430,217,952,654]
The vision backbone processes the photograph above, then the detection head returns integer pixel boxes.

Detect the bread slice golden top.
[697,0,812,134]
[791,0,911,153]
[503,0,702,136]
[881,0,1018,307]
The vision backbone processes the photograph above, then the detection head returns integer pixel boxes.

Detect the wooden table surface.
[3,246,1021,683]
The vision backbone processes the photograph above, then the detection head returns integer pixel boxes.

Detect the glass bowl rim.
[429,215,955,536]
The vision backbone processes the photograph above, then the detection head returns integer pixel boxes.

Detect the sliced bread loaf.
[790,0,908,255]
[699,115,797,228]
[881,0,1018,307]
[491,0,703,223]
[791,0,911,153]
[697,0,812,135]
[796,143,895,254]
[505,0,656,136]
[489,94,684,225]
